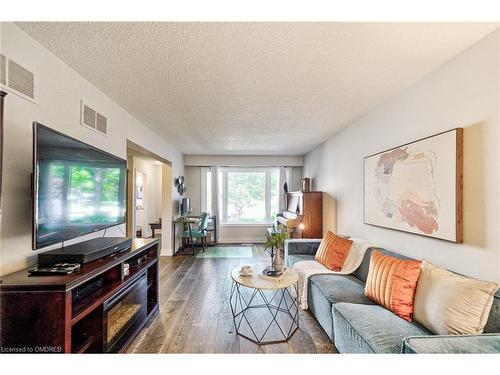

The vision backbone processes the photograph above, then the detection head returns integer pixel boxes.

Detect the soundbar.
[37,237,132,266]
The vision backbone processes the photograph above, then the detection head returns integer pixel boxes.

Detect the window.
[200,167,212,214]
[221,167,279,224]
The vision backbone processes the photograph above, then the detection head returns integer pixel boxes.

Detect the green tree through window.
[70,167,95,201]
[224,168,279,224]
[227,172,266,222]
[101,169,120,202]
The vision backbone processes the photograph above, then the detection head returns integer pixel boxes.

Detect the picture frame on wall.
[135,171,144,210]
[363,128,463,243]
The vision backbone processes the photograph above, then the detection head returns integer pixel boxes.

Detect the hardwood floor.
[127,245,336,353]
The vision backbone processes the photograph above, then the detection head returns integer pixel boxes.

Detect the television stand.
[0,238,159,353]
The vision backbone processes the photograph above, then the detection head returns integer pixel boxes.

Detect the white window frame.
[220,167,279,225]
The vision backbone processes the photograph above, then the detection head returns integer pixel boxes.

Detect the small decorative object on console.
[301,177,311,192]
[127,254,147,267]
[123,263,130,276]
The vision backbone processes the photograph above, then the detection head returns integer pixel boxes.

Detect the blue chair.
[181,212,210,254]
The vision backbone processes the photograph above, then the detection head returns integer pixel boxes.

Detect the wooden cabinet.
[277,191,323,239]
[300,191,323,238]
[0,238,159,353]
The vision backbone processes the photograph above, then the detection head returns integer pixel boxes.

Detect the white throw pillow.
[413,260,498,335]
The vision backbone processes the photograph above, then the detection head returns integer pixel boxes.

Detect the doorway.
[126,140,173,255]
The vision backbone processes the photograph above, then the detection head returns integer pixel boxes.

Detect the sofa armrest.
[284,239,322,265]
[402,333,500,354]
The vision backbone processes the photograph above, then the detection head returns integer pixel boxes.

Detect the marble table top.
[231,264,299,290]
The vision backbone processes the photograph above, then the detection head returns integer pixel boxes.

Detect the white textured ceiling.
[17,22,499,155]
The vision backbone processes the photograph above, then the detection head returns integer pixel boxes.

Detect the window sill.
[220,223,273,227]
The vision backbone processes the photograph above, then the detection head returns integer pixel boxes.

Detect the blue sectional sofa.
[284,239,500,354]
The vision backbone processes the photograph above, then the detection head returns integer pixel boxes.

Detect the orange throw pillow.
[314,231,353,271]
[364,251,422,322]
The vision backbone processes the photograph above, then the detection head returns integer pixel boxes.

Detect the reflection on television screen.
[35,124,126,248]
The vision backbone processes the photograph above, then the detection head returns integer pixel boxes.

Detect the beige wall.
[0,23,184,275]
[133,156,162,237]
[184,166,202,215]
[161,164,173,255]
[304,30,500,282]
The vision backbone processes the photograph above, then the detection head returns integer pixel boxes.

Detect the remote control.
[29,263,81,276]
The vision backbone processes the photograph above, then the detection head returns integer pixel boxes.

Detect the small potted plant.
[264,223,290,275]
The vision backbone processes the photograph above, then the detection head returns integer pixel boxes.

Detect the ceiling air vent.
[81,101,108,135]
[8,60,35,99]
[96,112,107,134]
[0,54,36,100]
[0,54,6,85]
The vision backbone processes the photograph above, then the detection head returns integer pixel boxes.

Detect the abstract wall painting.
[364,128,463,242]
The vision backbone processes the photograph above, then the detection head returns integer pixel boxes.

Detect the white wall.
[184,166,202,215]
[304,30,500,282]
[133,156,162,237]
[288,166,304,192]
[0,23,184,275]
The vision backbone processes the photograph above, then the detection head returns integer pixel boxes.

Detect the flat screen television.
[33,123,127,249]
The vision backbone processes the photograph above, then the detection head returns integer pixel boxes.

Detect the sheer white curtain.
[211,166,221,242]
[278,166,291,213]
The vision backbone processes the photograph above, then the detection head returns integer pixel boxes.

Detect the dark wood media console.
[0,238,159,353]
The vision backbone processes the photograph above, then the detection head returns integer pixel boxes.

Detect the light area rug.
[196,246,253,258]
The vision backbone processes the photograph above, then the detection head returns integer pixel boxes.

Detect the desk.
[172,215,217,255]
[149,218,203,239]
[149,221,162,237]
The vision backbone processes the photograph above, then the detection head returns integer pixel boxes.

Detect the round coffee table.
[230,265,299,345]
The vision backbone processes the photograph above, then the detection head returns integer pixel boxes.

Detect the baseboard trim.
[160,248,173,256]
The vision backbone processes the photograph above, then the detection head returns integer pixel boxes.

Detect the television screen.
[33,123,127,249]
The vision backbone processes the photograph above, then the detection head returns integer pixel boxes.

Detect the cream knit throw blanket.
[292,239,375,310]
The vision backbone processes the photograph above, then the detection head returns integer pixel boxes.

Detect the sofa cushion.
[288,254,315,266]
[413,260,499,335]
[310,274,376,305]
[306,274,375,342]
[332,302,431,353]
[402,334,500,354]
[307,277,335,341]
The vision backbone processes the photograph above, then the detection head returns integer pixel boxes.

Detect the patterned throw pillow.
[364,251,422,322]
[314,231,353,271]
